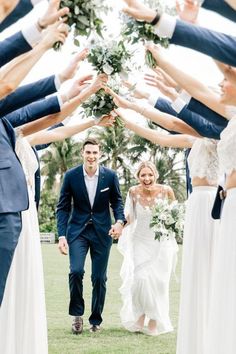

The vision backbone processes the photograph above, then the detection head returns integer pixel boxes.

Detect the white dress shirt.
[83,166,99,208]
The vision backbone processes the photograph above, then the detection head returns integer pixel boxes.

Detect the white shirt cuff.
[179,90,191,104]
[58,236,66,239]
[171,97,187,114]
[54,75,62,91]
[153,14,176,39]
[148,93,159,106]
[31,0,43,5]
[22,23,42,47]
[57,95,64,109]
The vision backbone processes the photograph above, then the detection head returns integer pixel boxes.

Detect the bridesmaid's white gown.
[0,134,48,354]
[118,193,178,334]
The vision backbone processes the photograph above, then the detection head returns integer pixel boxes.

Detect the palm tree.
[40,138,83,191]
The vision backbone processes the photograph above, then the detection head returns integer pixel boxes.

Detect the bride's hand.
[58,237,68,255]
[104,87,133,109]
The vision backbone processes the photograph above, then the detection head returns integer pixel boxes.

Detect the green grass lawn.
[42,244,181,354]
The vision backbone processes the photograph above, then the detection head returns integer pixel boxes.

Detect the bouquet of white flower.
[54,0,110,49]
[87,41,131,76]
[150,200,185,242]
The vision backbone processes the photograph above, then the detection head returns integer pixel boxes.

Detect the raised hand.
[58,49,89,83]
[89,73,108,94]
[38,0,69,29]
[41,20,69,48]
[97,115,116,127]
[144,71,178,101]
[152,67,179,90]
[176,0,200,24]
[122,80,149,99]
[122,0,156,22]
[104,87,133,109]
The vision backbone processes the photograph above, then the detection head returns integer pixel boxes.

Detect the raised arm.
[146,44,230,118]
[115,108,195,149]
[105,87,200,137]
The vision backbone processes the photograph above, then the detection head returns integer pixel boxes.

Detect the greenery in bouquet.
[150,199,185,242]
[121,0,175,68]
[82,88,124,127]
[87,41,132,76]
[54,0,110,50]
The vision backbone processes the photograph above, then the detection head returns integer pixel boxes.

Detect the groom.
[57,138,125,334]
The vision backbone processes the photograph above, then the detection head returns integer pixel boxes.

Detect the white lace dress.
[205,117,236,354]
[118,189,178,334]
[0,134,48,354]
[177,138,219,354]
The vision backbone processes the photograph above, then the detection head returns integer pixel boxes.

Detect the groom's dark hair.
[82,138,100,150]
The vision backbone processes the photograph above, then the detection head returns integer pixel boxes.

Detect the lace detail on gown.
[118,190,178,334]
[217,117,236,175]
[187,138,219,183]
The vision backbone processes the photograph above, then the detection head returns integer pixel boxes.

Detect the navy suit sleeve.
[5,96,61,128]
[0,76,56,118]
[187,98,228,127]
[154,97,182,135]
[202,0,236,22]
[35,122,64,151]
[0,0,33,31]
[156,97,224,139]
[110,172,125,223]
[0,32,32,67]
[56,173,72,237]
[171,20,236,66]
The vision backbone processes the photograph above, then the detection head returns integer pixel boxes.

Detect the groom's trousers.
[68,223,112,325]
[0,212,22,306]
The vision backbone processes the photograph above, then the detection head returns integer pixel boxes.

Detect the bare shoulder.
[129,185,139,197]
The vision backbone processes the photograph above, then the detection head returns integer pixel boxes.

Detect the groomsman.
[57,138,126,334]
[122,0,236,66]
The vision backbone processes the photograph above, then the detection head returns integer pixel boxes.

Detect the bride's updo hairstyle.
[135,161,159,181]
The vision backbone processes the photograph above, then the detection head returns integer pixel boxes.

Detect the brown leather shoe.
[89,325,101,333]
[72,316,83,335]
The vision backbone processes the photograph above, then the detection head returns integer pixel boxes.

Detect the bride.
[118,161,178,336]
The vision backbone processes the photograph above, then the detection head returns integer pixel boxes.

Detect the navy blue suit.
[0,0,34,32]
[0,118,28,305]
[0,75,57,118]
[57,165,125,324]
[170,20,236,66]
[0,31,32,67]
[202,0,236,22]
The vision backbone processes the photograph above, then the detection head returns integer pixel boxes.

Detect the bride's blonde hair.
[136,161,159,181]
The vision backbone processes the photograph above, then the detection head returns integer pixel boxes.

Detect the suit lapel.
[2,118,16,149]
[93,166,106,208]
[77,165,90,206]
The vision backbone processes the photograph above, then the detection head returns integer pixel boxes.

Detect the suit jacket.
[0,31,32,67]
[5,95,61,128]
[0,75,57,118]
[155,97,225,139]
[202,0,236,22]
[0,0,34,32]
[0,118,28,213]
[171,20,236,66]
[57,165,125,244]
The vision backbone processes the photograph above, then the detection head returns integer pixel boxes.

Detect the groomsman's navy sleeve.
[0,76,57,118]
[0,0,33,31]
[5,96,61,128]
[202,0,236,22]
[170,20,236,66]
[0,32,32,67]
[187,98,228,128]
[155,97,224,139]
[57,173,72,237]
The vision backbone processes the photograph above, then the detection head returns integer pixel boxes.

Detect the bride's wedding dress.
[118,191,178,334]
[0,134,48,354]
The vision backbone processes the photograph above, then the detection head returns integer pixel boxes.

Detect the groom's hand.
[108,223,123,240]
[58,237,68,255]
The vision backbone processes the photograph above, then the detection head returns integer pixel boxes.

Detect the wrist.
[146,9,158,23]
[37,18,47,31]
[116,219,125,227]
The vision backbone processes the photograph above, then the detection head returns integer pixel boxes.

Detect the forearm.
[0,42,48,98]
[130,102,199,136]
[28,118,96,146]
